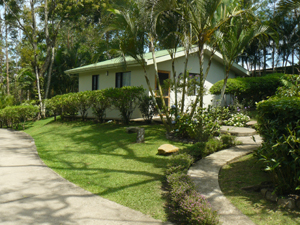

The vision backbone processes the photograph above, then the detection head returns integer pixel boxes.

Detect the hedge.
[47,86,145,124]
[210,73,284,107]
[0,105,39,129]
[256,97,300,195]
[165,136,238,224]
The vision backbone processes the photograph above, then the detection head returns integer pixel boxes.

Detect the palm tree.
[107,0,174,131]
[183,0,244,117]
[216,15,269,105]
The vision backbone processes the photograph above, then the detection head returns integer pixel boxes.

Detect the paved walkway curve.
[0,129,171,225]
[188,129,263,225]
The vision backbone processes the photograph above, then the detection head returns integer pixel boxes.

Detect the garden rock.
[126,127,145,143]
[157,144,179,155]
[261,188,268,196]
[278,198,296,209]
[296,199,300,209]
[265,190,278,202]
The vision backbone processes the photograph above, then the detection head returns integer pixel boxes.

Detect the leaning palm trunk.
[170,53,178,118]
[181,46,189,114]
[190,45,215,118]
[219,69,230,106]
[141,66,170,130]
[150,39,172,132]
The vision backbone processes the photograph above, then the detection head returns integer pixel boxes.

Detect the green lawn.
[219,153,300,225]
[24,117,190,221]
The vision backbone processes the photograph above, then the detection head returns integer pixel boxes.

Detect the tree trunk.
[181,47,189,114]
[45,46,55,99]
[190,43,204,118]
[31,0,43,119]
[5,4,9,95]
[150,38,171,132]
[219,69,230,106]
[171,53,178,118]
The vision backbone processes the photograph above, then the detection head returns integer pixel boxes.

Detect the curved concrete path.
[188,128,263,225]
[0,129,170,225]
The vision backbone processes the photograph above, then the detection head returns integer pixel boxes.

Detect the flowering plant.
[223,113,250,127]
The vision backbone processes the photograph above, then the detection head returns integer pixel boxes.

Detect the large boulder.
[157,144,179,155]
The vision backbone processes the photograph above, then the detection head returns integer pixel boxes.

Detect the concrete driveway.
[0,129,169,225]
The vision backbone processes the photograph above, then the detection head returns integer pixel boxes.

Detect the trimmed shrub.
[47,95,63,121]
[165,153,194,175]
[76,91,93,121]
[166,173,219,225]
[0,105,39,129]
[138,95,158,123]
[164,136,236,224]
[90,89,112,123]
[255,97,300,195]
[106,86,145,125]
[210,73,284,107]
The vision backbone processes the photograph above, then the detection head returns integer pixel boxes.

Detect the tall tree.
[216,15,269,105]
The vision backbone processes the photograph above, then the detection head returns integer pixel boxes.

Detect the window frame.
[92,75,99,90]
[115,71,131,88]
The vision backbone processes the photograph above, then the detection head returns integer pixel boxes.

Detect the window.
[188,73,200,96]
[92,75,99,90]
[115,72,131,88]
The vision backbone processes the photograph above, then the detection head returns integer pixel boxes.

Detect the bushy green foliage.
[90,90,112,123]
[138,95,158,123]
[164,135,239,224]
[276,74,300,97]
[170,106,223,141]
[165,153,194,175]
[166,172,219,225]
[210,73,284,107]
[106,86,145,125]
[46,95,63,120]
[0,94,15,109]
[223,113,250,127]
[76,91,93,121]
[255,97,300,195]
[0,105,39,129]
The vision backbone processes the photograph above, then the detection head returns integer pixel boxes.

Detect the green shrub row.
[256,97,300,195]
[47,86,146,124]
[165,136,237,224]
[0,105,39,129]
[210,73,284,107]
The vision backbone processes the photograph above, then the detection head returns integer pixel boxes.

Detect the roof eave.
[65,61,141,75]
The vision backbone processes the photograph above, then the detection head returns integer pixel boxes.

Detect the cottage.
[65,46,249,120]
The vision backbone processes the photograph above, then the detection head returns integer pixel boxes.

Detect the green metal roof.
[64,47,249,76]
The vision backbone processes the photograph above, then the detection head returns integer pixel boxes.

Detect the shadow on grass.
[219,154,300,223]
[25,118,187,220]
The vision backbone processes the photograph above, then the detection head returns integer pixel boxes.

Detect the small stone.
[296,199,300,209]
[265,190,278,202]
[126,127,139,133]
[278,198,296,209]
[261,188,268,197]
[158,144,179,155]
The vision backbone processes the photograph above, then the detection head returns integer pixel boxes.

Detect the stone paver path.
[188,127,263,225]
[0,129,170,225]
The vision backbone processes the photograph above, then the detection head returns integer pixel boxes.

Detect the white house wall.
[79,67,148,119]
[154,52,235,112]
[78,52,237,120]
